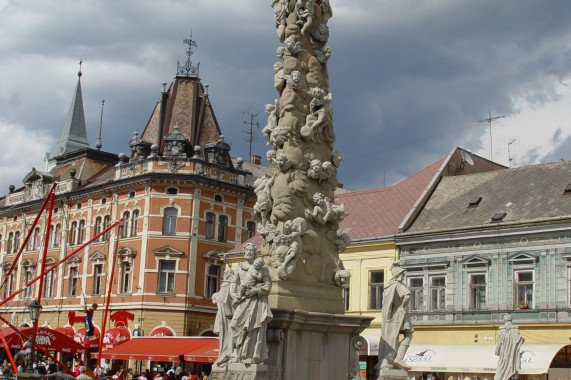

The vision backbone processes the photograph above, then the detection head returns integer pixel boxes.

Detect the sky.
[0,0,570,194]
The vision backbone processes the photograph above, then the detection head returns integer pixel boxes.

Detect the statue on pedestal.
[494,314,524,380]
[212,267,235,366]
[229,243,273,365]
[376,265,413,375]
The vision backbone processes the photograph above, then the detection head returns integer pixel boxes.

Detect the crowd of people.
[0,357,208,380]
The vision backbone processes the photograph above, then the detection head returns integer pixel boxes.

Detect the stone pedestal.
[267,309,372,380]
[17,373,43,380]
[209,363,268,380]
[268,280,345,314]
[375,368,408,380]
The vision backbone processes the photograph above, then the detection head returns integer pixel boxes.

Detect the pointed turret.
[48,62,90,160]
[140,34,222,156]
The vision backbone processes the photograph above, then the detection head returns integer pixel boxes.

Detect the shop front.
[360,336,571,380]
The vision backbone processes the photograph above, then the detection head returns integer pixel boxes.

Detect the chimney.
[251,155,262,165]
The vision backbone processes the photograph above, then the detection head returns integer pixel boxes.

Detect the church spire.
[48,60,90,159]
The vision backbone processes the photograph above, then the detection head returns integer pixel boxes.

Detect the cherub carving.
[276,46,286,60]
[321,0,333,23]
[314,45,331,64]
[334,269,351,287]
[253,173,274,228]
[305,192,346,225]
[277,217,307,280]
[300,88,333,141]
[285,70,304,91]
[276,152,293,172]
[273,62,285,91]
[271,0,288,42]
[310,23,329,43]
[266,150,277,168]
[283,37,301,56]
[335,232,351,252]
[295,0,314,35]
[270,127,288,150]
[262,103,278,145]
[260,222,278,247]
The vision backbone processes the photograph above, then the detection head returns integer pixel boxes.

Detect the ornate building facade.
[0,39,259,354]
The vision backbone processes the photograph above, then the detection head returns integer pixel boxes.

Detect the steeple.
[48,60,90,159]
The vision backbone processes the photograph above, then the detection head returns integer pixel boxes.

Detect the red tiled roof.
[336,158,445,240]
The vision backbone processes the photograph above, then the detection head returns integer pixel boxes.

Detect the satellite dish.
[461,150,474,166]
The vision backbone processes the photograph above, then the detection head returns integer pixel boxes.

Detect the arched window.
[77,220,85,245]
[102,216,111,241]
[217,215,228,243]
[121,212,130,238]
[54,224,61,247]
[131,210,140,237]
[162,208,177,236]
[246,221,256,240]
[6,233,13,254]
[14,231,20,252]
[48,226,54,248]
[205,213,215,240]
[94,217,102,239]
[32,227,41,250]
[69,222,78,246]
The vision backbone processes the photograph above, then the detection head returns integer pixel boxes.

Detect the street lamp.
[26,299,42,373]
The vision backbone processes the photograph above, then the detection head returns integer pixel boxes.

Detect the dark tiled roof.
[406,160,571,233]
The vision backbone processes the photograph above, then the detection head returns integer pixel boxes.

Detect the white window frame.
[368,269,384,310]
[205,263,220,298]
[408,277,424,311]
[158,260,176,294]
[468,272,487,311]
[514,269,534,309]
[429,275,446,311]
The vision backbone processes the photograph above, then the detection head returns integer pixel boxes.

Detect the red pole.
[0,328,17,373]
[0,183,57,292]
[95,222,123,379]
[0,218,124,308]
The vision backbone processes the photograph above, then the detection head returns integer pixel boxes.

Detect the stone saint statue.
[229,243,273,364]
[375,266,413,375]
[494,314,524,380]
[212,267,235,366]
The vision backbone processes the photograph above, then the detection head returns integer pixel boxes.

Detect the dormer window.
[564,184,571,195]
[491,212,506,222]
[469,196,482,206]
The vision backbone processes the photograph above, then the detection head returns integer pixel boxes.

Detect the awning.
[150,326,175,337]
[359,336,569,375]
[102,328,131,349]
[54,326,75,339]
[0,327,86,354]
[92,337,218,362]
[183,339,220,363]
[73,327,101,349]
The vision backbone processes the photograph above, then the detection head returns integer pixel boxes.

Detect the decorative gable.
[90,251,106,262]
[462,255,490,268]
[508,252,538,265]
[153,245,184,258]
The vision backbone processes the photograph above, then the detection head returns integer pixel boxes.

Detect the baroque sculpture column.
[210,2,371,379]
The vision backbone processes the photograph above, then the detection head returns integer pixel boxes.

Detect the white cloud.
[0,120,53,191]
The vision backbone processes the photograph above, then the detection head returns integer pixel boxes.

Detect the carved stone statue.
[262,103,278,146]
[271,0,288,42]
[277,217,306,279]
[494,314,524,380]
[375,265,413,374]
[212,267,235,365]
[229,243,273,364]
[295,0,314,35]
[305,192,346,225]
[275,152,293,172]
[253,173,274,228]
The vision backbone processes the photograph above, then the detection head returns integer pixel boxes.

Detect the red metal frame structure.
[0,184,124,376]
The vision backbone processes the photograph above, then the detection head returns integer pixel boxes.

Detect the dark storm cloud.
[0,0,570,193]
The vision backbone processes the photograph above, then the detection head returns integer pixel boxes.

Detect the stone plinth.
[376,369,408,380]
[209,363,268,380]
[268,280,345,314]
[267,309,372,380]
[17,373,43,380]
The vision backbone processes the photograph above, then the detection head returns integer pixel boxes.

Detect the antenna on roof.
[508,138,518,168]
[475,109,505,169]
[242,110,261,161]
[96,100,105,150]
